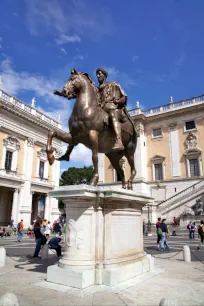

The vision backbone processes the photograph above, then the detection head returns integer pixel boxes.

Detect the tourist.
[53,220,61,237]
[10,217,14,229]
[159,219,170,252]
[187,221,192,239]
[44,221,52,238]
[48,237,62,258]
[197,220,204,250]
[0,228,6,238]
[156,217,161,249]
[173,217,177,226]
[17,219,24,242]
[33,221,45,258]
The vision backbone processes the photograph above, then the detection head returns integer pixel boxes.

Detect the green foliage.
[60,166,94,186]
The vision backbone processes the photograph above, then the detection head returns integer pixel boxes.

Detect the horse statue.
[46,69,137,189]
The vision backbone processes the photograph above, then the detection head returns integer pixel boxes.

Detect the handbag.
[41,235,47,245]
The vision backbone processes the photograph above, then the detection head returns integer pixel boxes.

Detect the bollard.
[41,244,49,260]
[183,245,191,262]
[0,293,19,306]
[159,297,178,306]
[0,248,6,268]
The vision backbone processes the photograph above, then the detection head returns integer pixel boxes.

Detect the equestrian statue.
[46,68,137,189]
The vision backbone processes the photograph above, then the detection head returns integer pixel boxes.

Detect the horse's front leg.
[89,130,99,186]
[46,131,73,165]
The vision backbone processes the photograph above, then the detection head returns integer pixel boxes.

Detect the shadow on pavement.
[14,255,59,274]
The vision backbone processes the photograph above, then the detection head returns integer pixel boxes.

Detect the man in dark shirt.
[159,219,170,251]
[156,217,161,249]
[48,237,62,257]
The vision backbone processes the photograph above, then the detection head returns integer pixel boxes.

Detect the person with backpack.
[189,222,195,239]
[197,220,204,250]
[159,219,170,252]
[17,219,24,242]
[187,221,192,239]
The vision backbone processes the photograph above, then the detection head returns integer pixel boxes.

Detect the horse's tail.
[124,107,137,142]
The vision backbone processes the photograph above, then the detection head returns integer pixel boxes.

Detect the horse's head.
[54,68,99,104]
[61,68,84,99]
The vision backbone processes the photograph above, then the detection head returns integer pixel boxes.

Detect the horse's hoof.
[90,176,99,186]
[122,185,126,189]
[46,150,55,165]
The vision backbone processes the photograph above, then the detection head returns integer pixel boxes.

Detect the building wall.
[146,125,171,181]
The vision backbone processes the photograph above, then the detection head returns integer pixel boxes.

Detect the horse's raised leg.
[105,152,126,189]
[57,144,75,162]
[124,151,136,190]
[89,130,99,186]
[46,131,72,165]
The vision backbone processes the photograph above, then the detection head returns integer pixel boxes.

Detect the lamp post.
[146,203,152,236]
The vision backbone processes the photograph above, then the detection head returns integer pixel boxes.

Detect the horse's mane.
[81,72,100,104]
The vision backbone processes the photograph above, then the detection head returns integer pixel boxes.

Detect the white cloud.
[73,54,88,61]
[105,67,136,88]
[60,47,67,55]
[24,0,113,40]
[132,55,139,63]
[69,144,92,166]
[55,34,81,45]
[0,57,72,130]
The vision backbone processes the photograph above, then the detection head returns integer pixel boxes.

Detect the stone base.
[47,185,154,289]
[47,254,154,289]
[47,265,95,289]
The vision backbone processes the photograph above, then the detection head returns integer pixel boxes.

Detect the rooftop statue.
[46,68,137,189]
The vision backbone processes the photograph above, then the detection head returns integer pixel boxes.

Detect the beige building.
[0,89,64,227]
[98,94,204,222]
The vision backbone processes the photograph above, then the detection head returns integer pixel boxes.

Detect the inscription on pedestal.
[111,214,141,254]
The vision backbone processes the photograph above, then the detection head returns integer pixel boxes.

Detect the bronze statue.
[96,68,126,151]
[46,68,137,189]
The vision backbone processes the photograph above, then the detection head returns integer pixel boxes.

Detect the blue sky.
[0,0,204,172]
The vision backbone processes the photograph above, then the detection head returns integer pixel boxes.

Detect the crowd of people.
[155,217,204,251]
[8,218,65,259]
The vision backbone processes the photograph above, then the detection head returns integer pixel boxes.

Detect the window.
[154,163,163,180]
[185,121,196,131]
[189,159,200,177]
[152,128,162,137]
[4,151,13,171]
[39,161,45,179]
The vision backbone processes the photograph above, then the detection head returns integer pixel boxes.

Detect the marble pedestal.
[47,185,154,289]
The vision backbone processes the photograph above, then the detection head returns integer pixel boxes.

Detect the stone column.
[44,194,49,220]
[134,122,147,181]
[20,138,34,226]
[169,123,181,177]
[11,189,19,224]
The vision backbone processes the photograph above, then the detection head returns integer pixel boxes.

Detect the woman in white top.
[44,221,52,237]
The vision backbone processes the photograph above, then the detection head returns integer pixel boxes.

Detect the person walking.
[197,220,204,250]
[48,237,62,258]
[156,217,161,250]
[44,221,52,238]
[53,220,61,237]
[190,222,196,240]
[187,221,192,239]
[33,221,44,258]
[159,219,170,252]
[17,219,24,242]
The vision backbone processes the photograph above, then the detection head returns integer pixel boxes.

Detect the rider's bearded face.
[97,71,106,84]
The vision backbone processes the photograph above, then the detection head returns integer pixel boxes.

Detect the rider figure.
[96,68,126,151]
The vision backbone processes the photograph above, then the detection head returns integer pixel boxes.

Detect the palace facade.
[98,94,204,222]
[0,89,63,227]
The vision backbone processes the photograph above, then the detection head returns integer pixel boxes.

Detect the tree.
[60,166,94,186]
